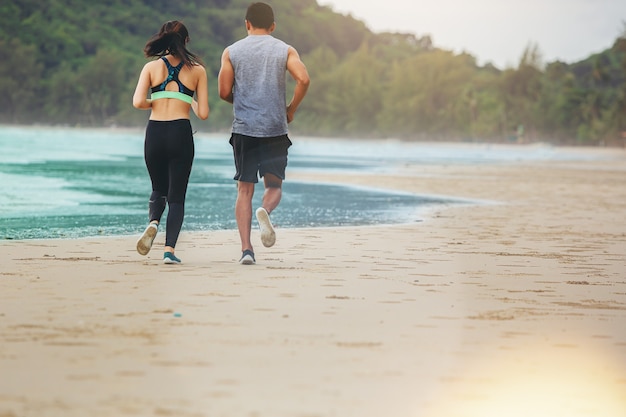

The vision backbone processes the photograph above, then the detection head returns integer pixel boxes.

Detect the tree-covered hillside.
[2,0,625,144]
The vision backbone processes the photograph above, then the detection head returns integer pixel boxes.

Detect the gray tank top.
[228,35,290,137]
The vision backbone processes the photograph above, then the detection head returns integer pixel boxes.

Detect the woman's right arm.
[133,63,153,110]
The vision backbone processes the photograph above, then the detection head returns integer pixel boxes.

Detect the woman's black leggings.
[144,119,194,248]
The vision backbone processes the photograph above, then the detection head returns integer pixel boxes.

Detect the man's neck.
[248,28,272,36]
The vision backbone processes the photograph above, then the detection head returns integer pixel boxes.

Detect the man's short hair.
[245,2,274,30]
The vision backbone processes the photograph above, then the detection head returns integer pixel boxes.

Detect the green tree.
[379,50,477,139]
[613,25,626,142]
[320,43,385,135]
[44,62,84,124]
[464,68,504,140]
[0,39,43,123]
[498,43,545,141]
[297,46,340,133]
[77,49,129,124]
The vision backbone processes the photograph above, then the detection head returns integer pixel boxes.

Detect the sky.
[319,0,626,69]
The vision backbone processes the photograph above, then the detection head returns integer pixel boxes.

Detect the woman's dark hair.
[245,2,274,30]
[143,20,203,67]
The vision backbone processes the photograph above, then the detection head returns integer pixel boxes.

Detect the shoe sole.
[136,225,157,255]
[256,208,276,248]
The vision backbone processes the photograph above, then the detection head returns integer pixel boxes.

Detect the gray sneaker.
[239,249,256,265]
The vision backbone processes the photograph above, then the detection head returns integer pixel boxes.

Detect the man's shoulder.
[231,35,289,46]
[269,36,290,48]
[227,38,245,49]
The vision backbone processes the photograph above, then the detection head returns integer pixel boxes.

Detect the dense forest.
[2,0,626,145]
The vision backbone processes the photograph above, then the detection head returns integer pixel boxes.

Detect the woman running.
[132,20,209,264]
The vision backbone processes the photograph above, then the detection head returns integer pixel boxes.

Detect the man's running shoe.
[255,207,276,247]
[239,249,256,265]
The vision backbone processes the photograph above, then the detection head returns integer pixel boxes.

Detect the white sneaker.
[255,207,276,248]
[136,223,158,255]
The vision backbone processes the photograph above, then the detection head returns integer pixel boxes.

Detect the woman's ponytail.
[143,20,204,67]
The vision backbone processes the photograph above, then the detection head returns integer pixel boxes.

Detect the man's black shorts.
[229,133,292,183]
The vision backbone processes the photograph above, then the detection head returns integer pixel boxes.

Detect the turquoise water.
[0,126,598,240]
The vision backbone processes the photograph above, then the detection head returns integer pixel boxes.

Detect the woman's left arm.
[133,63,153,110]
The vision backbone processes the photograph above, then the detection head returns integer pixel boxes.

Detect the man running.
[218,2,310,265]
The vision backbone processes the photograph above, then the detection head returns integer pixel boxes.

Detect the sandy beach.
[2,144,625,417]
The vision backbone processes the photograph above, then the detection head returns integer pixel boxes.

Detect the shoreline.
[4,122,626,148]
[2,148,626,416]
